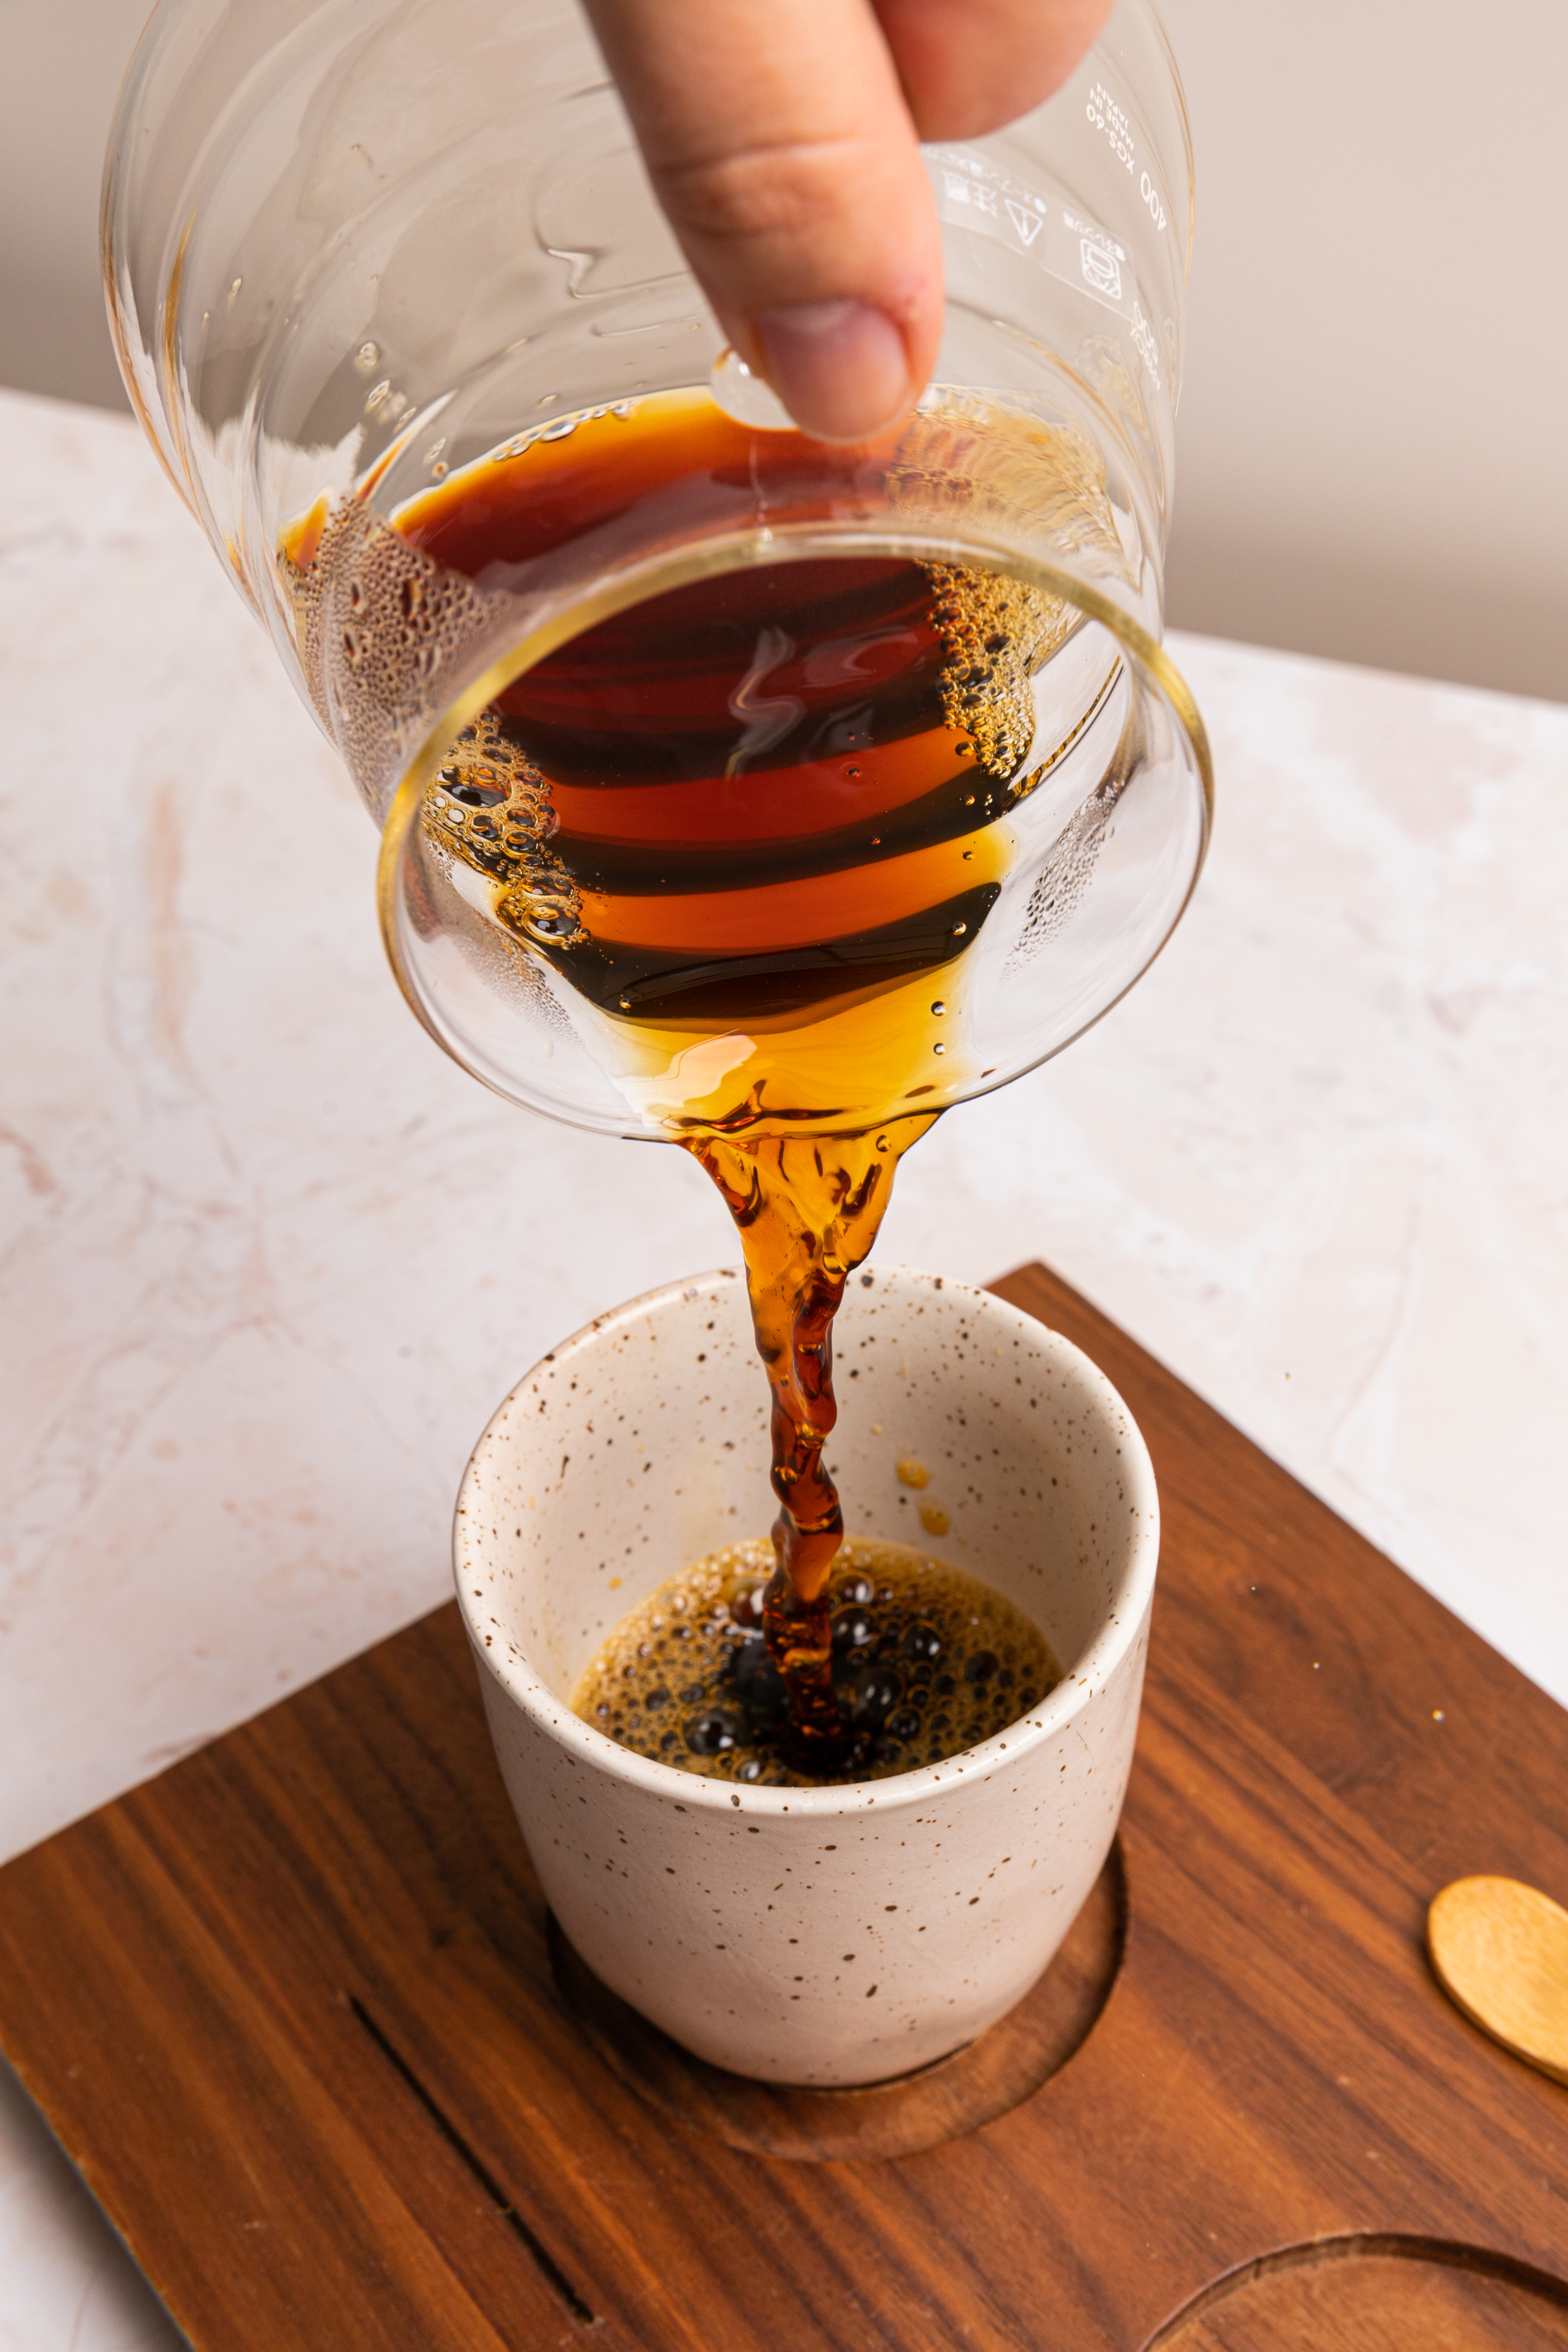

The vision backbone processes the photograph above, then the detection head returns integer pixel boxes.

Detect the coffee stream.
[688,1120,932,1761]
[284,392,1079,1775]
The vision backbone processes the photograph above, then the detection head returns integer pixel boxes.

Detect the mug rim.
[454,1263,1159,1819]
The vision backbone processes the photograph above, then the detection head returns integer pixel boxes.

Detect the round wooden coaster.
[1149,2235,1568,2349]
[549,1843,1124,2161]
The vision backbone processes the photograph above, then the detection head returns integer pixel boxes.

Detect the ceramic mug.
[455,1264,1158,2086]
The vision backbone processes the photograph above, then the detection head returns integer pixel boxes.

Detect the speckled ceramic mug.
[456,1264,1158,2086]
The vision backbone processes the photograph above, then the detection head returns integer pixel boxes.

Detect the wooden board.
[1,1262,1566,2350]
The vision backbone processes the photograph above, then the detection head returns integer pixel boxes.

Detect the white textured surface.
[0,2062,180,2352]
[1,387,1565,2343]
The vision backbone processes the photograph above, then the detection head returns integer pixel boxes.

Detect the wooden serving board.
[2,1263,1567,2350]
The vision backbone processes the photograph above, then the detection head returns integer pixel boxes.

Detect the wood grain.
[0,1261,1565,2351]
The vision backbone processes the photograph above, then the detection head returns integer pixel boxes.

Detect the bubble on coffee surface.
[923,560,1075,786]
[571,1537,1060,1786]
[418,708,586,949]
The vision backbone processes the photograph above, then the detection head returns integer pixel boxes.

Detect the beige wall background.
[1158,0,1567,702]
[2,0,1563,699]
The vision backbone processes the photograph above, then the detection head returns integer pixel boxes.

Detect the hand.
[582,0,1116,443]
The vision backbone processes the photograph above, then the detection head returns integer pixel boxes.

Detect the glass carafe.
[104,0,1208,1141]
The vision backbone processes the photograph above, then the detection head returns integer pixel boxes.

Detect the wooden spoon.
[1428,1875,1568,2086]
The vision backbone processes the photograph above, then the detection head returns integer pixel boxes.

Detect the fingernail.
[752,301,912,443]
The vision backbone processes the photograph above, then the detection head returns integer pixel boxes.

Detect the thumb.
[582,0,943,443]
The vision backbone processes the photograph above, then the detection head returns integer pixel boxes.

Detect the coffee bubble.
[572,1537,1059,1788]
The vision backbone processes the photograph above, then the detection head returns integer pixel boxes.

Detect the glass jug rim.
[375,515,1214,1132]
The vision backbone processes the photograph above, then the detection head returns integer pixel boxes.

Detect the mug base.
[548,1843,1124,2162]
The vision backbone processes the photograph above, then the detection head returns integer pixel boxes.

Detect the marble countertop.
[2,385,1565,2348]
